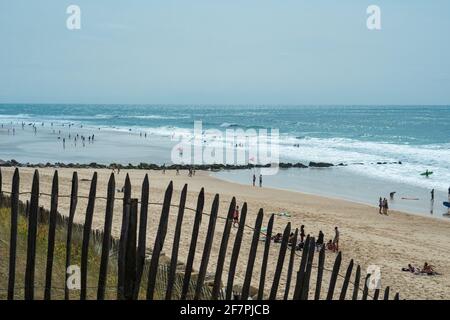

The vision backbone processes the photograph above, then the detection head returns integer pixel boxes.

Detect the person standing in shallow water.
[252,174,256,187]
[379,197,383,214]
[259,174,262,187]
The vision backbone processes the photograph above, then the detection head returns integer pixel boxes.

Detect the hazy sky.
[0,0,449,105]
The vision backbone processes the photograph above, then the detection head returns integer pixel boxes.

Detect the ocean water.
[1,104,449,215]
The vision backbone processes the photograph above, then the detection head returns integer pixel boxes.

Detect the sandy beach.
[1,166,449,299]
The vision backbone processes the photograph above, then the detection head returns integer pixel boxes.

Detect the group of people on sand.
[271,225,340,253]
[402,262,438,276]
[378,197,389,215]
[232,206,342,254]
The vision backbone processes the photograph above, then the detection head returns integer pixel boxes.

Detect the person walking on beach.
[233,205,240,227]
[316,230,324,251]
[378,197,383,214]
[383,198,389,215]
[333,226,340,252]
[300,225,305,243]
[259,174,263,188]
[252,174,256,187]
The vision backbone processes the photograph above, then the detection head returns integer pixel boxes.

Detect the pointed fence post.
[257,214,274,300]
[80,172,97,300]
[24,170,39,300]
[44,171,59,300]
[269,223,291,300]
[314,245,326,300]
[65,172,78,300]
[8,168,20,300]
[146,182,173,300]
[241,209,264,300]
[124,199,138,300]
[194,194,220,300]
[166,184,187,300]
[134,174,150,299]
[283,228,298,300]
[352,265,361,300]
[225,203,247,300]
[97,173,115,300]
[301,237,316,300]
[293,235,310,300]
[118,174,131,300]
[326,251,342,300]
[181,188,205,300]
[339,259,354,300]
[383,286,390,300]
[211,197,236,300]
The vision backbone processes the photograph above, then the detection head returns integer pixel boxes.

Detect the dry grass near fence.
[0,206,118,299]
[0,205,213,300]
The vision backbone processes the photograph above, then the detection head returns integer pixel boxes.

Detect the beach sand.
[1,166,449,300]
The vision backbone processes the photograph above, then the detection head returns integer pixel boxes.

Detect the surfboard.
[443,202,450,208]
[420,171,433,176]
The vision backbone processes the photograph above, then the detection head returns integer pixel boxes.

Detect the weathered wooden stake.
[194,194,220,300]
[225,203,247,300]
[211,197,236,300]
[97,173,115,300]
[8,168,19,300]
[146,182,173,300]
[80,172,97,300]
[241,209,264,300]
[64,172,78,300]
[24,170,39,300]
[258,214,274,300]
[44,171,59,300]
[181,188,205,300]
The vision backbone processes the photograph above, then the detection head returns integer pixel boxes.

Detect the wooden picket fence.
[0,167,400,300]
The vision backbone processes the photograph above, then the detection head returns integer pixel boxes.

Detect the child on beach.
[332,226,339,252]
[233,205,240,227]
[326,240,335,251]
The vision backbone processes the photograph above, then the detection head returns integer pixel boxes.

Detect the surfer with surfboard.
[421,169,433,177]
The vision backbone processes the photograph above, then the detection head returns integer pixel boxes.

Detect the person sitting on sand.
[421,262,436,275]
[273,233,283,243]
[402,264,417,273]
[326,240,335,251]
[233,205,240,227]
[288,232,296,246]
